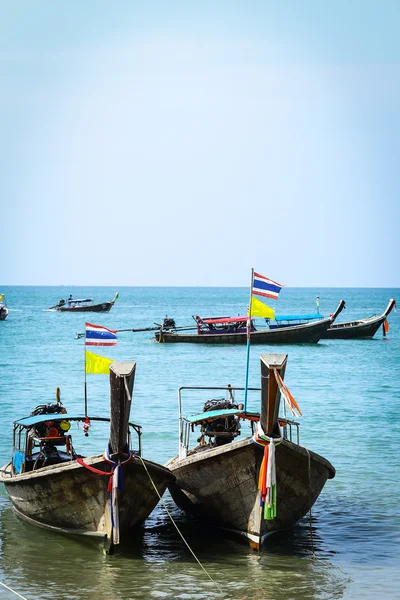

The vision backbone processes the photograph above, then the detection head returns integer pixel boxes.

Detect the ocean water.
[0,286,399,600]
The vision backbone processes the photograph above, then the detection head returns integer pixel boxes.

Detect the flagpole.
[84,322,88,416]
[244,268,254,412]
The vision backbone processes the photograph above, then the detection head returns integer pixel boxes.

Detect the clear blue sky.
[1,1,399,286]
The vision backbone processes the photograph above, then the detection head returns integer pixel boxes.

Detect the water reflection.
[0,494,350,600]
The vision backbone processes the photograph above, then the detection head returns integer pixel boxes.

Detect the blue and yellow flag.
[85,350,114,375]
[248,296,275,319]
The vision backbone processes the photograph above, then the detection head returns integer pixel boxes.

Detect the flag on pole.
[252,272,284,300]
[85,322,117,346]
[248,296,275,319]
[85,350,114,374]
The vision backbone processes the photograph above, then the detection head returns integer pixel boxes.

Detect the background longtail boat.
[155,300,346,344]
[322,298,396,339]
[48,292,119,313]
[0,293,8,320]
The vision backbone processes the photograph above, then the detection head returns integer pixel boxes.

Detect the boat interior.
[10,404,142,475]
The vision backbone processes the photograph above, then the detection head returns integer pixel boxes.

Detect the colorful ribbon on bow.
[252,423,282,520]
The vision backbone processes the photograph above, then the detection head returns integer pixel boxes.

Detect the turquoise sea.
[0,286,399,600]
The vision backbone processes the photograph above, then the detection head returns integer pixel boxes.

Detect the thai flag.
[85,322,117,346]
[252,272,284,300]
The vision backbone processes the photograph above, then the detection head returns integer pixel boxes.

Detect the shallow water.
[0,286,399,599]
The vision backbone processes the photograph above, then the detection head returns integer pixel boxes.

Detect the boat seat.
[34,435,68,447]
[34,434,73,455]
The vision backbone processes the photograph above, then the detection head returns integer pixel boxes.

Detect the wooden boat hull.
[166,437,335,546]
[57,302,113,313]
[322,299,396,339]
[322,315,386,339]
[156,318,332,344]
[0,454,174,547]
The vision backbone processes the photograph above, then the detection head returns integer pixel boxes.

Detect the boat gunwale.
[0,453,175,483]
[166,436,336,478]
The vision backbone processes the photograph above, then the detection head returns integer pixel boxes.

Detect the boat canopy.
[185,408,245,424]
[275,313,322,322]
[14,414,90,427]
[68,298,93,304]
[200,313,322,325]
[202,316,248,325]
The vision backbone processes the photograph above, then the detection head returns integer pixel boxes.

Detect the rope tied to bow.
[77,444,133,545]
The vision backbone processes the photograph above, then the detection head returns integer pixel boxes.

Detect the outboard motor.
[30,403,66,417]
[162,316,176,329]
[202,398,241,446]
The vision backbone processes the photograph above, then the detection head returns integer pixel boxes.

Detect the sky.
[1,1,399,287]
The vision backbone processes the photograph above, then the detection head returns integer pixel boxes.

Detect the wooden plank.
[109,362,136,458]
[260,354,287,436]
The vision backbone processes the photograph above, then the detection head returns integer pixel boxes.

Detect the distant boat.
[155,300,346,344]
[0,361,174,553]
[0,294,8,321]
[321,298,396,339]
[165,353,335,550]
[48,292,118,313]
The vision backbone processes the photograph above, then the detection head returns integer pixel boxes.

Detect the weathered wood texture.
[260,354,287,436]
[109,362,136,457]
[1,456,173,541]
[166,437,334,544]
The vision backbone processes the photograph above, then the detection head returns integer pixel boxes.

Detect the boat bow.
[330,299,346,324]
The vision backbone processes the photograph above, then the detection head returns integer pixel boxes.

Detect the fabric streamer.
[252,422,282,520]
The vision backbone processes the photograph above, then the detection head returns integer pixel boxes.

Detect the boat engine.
[30,403,67,416]
[162,316,176,329]
[201,398,241,446]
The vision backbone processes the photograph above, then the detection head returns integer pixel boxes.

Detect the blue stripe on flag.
[253,280,282,295]
[86,330,116,340]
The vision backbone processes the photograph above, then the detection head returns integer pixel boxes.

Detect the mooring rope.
[304,447,316,558]
[138,456,225,597]
[0,580,30,600]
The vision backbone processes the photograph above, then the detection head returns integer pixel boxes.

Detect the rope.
[304,447,315,558]
[77,447,133,546]
[137,456,225,597]
[0,580,30,600]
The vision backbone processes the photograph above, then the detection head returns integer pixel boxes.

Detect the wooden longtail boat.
[0,294,8,320]
[321,298,396,339]
[165,354,335,550]
[0,362,174,553]
[48,292,118,313]
[155,300,346,344]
